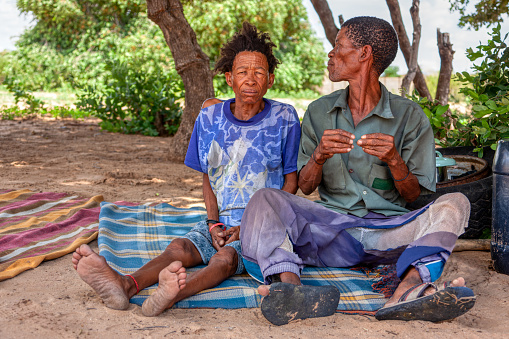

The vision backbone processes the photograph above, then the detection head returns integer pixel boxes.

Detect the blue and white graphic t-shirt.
[185,98,301,227]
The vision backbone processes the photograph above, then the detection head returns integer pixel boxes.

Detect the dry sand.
[1,117,509,338]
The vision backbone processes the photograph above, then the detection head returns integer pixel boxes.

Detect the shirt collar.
[327,83,394,120]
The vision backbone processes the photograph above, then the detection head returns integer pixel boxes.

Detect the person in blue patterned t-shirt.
[71,22,301,317]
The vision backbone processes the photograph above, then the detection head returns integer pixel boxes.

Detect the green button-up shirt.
[298,84,436,217]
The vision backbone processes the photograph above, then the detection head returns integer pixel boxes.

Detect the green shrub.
[455,23,509,156]
[411,24,509,157]
[3,76,45,114]
[76,61,183,136]
[382,65,400,77]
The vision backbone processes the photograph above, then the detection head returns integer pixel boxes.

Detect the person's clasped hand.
[210,225,228,251]
[314,129,356,163]
[217,226,240,245]
[357,133,399,165]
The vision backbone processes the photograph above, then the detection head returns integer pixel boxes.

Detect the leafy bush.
[410,24,509,157]
[3,76,45,114]
[455,23,509,156]
[424,74,467,104]
[382,65,400,78]
[7,0,325,95]
[76,62,183,136]
[5,0,325,135]
[408,92,462,147]
[187,0,326,94]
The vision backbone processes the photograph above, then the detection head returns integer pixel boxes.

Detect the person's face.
[327,28,363,82]
[225,51,275,105]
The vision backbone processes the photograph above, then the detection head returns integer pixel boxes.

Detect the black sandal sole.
[260,282,340,326]
[375,286,476,322]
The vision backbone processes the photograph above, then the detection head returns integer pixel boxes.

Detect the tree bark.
[386,0,431,99]
[310,0,339,46]
[146,0,215,162]
[401,0,421,96]
[436,29,455,106]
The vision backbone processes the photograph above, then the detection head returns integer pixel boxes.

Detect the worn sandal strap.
[398,282,437,302]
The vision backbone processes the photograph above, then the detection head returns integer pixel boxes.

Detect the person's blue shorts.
[182,220,244,275]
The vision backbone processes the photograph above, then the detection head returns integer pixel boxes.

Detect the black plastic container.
[491,139,509,274]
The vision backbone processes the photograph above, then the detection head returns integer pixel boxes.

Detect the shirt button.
[363,191,368,195]
[349,169,354,173]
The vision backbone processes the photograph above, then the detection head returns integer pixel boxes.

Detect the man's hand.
[357,133,421,202]
[356,133,399,165]
[210,226,228,251]
[218,226,240,245]
[314,129,355,163]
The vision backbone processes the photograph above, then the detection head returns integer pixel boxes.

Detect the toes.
[168,261,183,273]
[78,244,93,256]
[258,285,270,296]
[451,277,466,287]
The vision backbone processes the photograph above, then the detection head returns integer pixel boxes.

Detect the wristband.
[209,222,225,232]
[311,152,327,165]
[393,167,410,182]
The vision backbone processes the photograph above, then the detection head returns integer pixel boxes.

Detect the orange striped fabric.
[0,189,103,281]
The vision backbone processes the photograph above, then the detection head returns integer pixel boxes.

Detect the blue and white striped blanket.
[98,202,396,313]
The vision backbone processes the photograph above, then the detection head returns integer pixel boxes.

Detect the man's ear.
[267,73,275,89]
[359,45,373,63]
[225,72,233,87]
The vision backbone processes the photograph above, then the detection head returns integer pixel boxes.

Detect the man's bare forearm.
[388,156,421,203]
[298,159,324,195]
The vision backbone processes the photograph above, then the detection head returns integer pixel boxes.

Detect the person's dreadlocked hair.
[214,22,280,74]
[342,17,398,76]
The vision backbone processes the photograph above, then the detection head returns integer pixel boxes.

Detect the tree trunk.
[146,0,215,162]
[310,0,339,46]
[436,29,455,106]
[401,0,422,96]
[386,0,431,99]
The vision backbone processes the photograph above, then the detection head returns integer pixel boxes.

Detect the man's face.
[225,51,274,105]
[327,28,362,82]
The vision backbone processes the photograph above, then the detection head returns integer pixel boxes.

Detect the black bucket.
[491,139,509,274]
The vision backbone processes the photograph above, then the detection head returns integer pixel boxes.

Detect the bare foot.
[141,261,187,317]
[258,272,301,297]
[258,285,270,296]
[72,244,130,310]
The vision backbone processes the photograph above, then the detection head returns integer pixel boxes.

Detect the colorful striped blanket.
[99,202,398,314]
[0,189,103,281]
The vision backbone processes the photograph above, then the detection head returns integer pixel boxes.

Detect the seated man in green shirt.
[239,16,476,325]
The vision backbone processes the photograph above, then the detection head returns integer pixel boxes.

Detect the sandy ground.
[1,117,509,338]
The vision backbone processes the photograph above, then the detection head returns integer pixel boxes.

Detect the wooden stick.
[453,239,491,252]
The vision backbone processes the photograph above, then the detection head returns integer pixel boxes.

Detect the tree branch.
[436,29,455,106]
[146,0,215,161]
[386,0,431,99]
[401,0,421,96]
[310,0,339,46]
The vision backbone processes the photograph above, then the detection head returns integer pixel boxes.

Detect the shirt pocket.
[368,163,398,200]
[321,156,346,192]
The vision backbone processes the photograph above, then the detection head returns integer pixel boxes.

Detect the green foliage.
[6,0,325,135]
[0,52,11,84]
[411,24,509,157]
[4,76,45,114]
[449,0,509,30]
[2,72,89,120]
[8,0,325,95]
[455,24,509,156]
[76,62,183,136]
[424,74,467,104]
[382,65,400,78]
[408,92,460,148]
[180,0,326,94]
